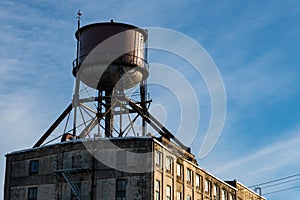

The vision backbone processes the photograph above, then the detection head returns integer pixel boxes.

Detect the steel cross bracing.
[72,93,150,139]
[33,93,189,152]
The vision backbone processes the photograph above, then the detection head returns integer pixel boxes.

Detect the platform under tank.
[73,22,149,90]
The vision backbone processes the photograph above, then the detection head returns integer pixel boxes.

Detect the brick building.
[4,136,265,200]
[4,20,265,200]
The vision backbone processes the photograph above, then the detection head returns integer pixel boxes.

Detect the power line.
[260,177,300,189]
[249,173,300,188]
[263,184,300,196]
[249,173,300,196]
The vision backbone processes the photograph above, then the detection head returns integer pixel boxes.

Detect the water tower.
[33,17,188,152]
[71,20,150,139]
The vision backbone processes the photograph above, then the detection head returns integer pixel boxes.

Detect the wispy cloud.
[1,1,300,200]
[207,128,300,186]
[0,90,51,197]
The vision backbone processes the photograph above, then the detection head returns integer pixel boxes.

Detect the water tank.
[73,22,149,90]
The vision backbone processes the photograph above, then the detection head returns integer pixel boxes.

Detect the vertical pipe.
[76,10,81,68]
[105,89,114,137]
[97,90,103,136]
[140,81,147,136]
[73,11,81,137]
[73,77,80,137]
[119,95,123,137]
[141,33,148,136]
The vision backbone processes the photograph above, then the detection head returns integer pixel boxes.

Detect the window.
[116,179,126,200]
[213,185,219,198]
[186,195,192,200]
[117,151,127,165]
[221,189,227,200]
[176,163,182,178]
[72,155,82,168]
[28,187,37,200]
[155,150,162,167]
[166,156,173,173]
[29,160,39,175]
[186,168,192,184]
[155,180,160,200]
[166,185,171,200]
[205,179,210,193]
[177,191,182,200]
[196,174,201,189]
[229,193,235,200]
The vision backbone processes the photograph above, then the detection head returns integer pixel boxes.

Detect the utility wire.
[260,177,300,189]
[263,184,300,195]
[249,173,300,188]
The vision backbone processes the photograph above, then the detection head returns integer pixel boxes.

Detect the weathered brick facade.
[4,137,265,200]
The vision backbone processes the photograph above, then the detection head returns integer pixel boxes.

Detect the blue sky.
[1,0,300,199]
